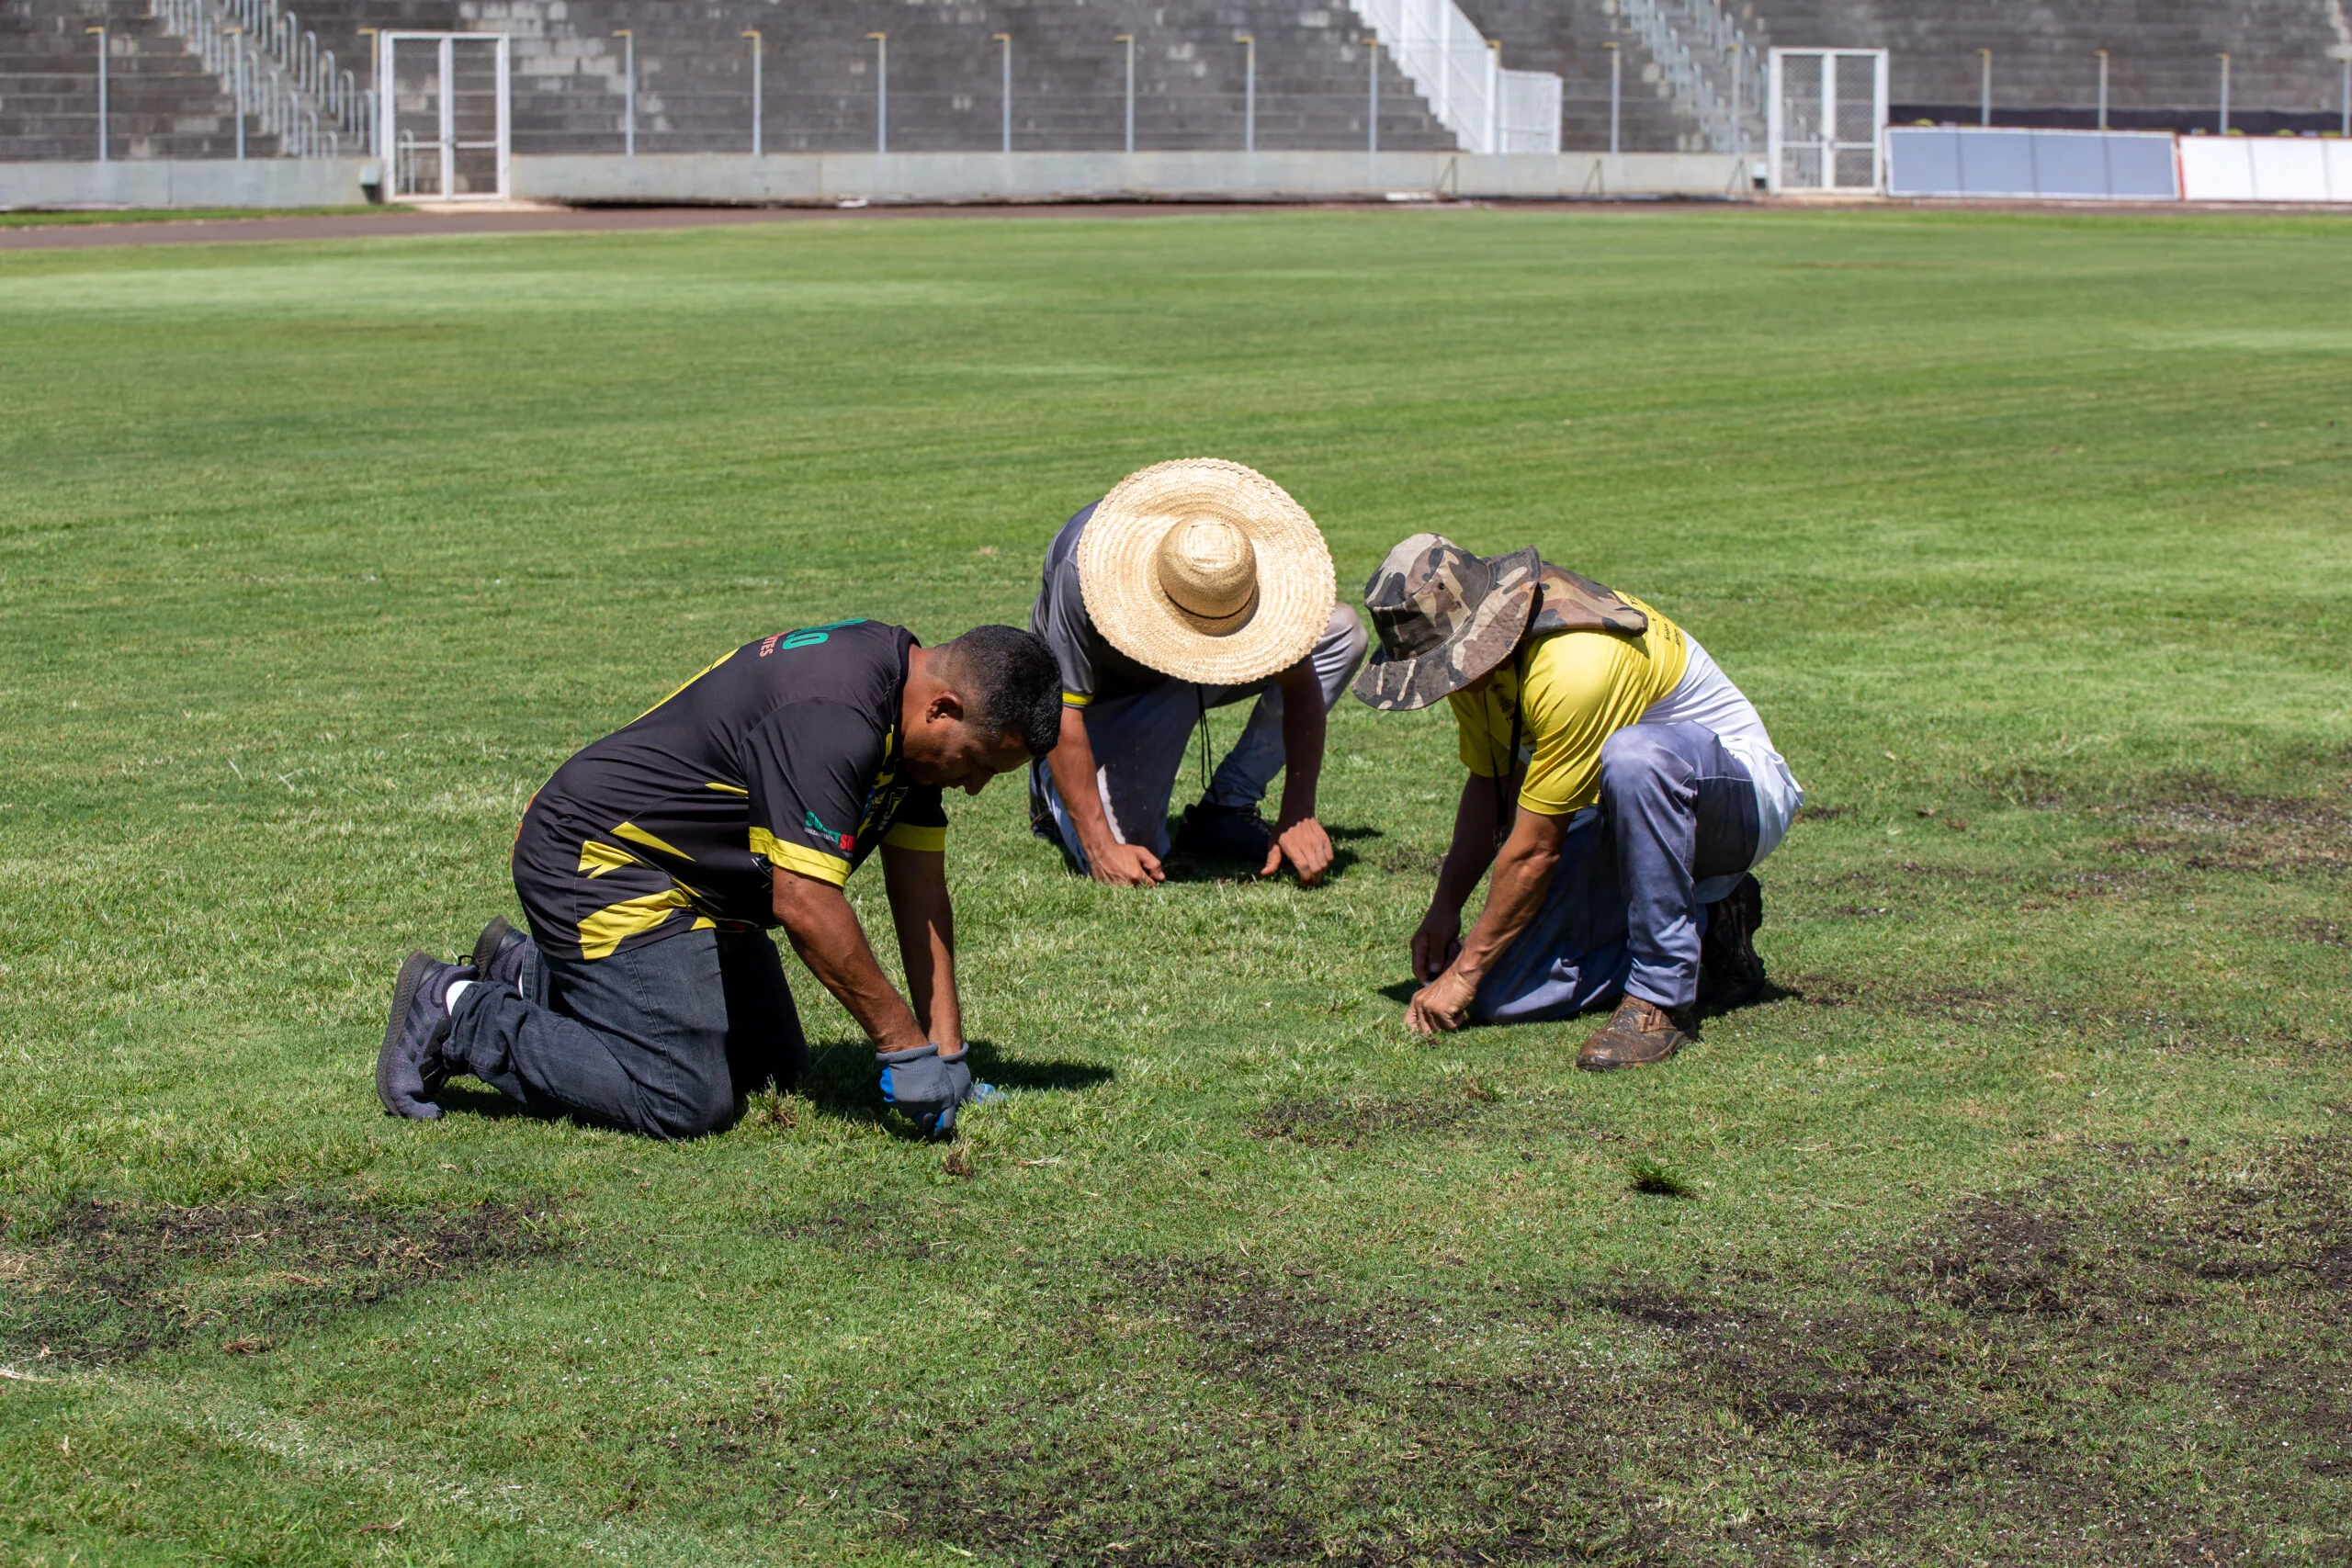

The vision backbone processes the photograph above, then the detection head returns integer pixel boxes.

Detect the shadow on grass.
[1369,975,1811,1020]
[793,1038,1114,1137]
[434,1083,538,1122]
[1155,821,1383,886]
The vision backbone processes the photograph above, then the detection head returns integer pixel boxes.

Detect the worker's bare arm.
[769,868,928,1055]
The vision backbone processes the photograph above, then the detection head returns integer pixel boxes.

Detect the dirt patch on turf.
[2102,784,2350,876]
[1250,1090,1488,1147]
[764,1200,943,1261]
[0,1193,560,1365]
[1775,971,2255,1050]
[804,1129,2352,1566]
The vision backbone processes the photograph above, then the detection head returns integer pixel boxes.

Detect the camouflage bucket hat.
[1351,535,1543,711]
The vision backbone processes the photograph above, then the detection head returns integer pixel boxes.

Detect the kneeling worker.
[378,620,1062,1137]
[1356,538,1803,1069]
[1028,459,1367,886]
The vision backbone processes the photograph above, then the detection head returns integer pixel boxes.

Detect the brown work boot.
[1576,997,1696,1072]
[1696,874,1766,1013]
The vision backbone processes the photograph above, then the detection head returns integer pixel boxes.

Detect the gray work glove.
[877,1043,975,1139]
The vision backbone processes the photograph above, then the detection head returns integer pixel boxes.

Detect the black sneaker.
[469,915,530,991]
[378,951,472,1121]
[1172,799,1272,863]
[1696,874,1766,1012]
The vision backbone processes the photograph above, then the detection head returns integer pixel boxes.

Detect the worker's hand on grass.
[1087,836,1165,887]
[1411,907,1464,985]
[1406,967,1477,1035]
[877,1043,974,1139]
[1261,815,1334,886]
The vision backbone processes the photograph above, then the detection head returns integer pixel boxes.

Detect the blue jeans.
[1472,722,1760,1023]
[1030,604,1367,868]
[446,924,805,1140]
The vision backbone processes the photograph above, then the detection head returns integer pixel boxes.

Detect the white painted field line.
[69,1370,789,1566]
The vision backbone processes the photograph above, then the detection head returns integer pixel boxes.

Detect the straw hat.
[1076,458,1336,686]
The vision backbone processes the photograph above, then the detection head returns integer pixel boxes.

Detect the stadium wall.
[0,149,1746,208]
[515,150,1750,204]
[0,152,369,204]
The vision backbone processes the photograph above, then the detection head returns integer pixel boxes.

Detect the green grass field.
[2,205,2348,1566]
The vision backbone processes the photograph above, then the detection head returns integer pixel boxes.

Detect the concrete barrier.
[0,158,378,210]
[509,150,1751,205]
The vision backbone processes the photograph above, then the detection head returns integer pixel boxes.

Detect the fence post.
[1365,34,1378,153]
[741,29,761,156]
[1977,48,1990,127]
[2094,49,2108,130]
[86,26,107,162]
[228,27,245,159]
[868,32,887,152]
[614,29,634,156]
[1116,33,1133,152]
[2216,51,2229,134]
[1237,34,1254,152]
[2342,54,2349,138]
[357,28,377,154]
[1606,41,1620,156]
[1727,41,1740,157]
[997,33,1012,153]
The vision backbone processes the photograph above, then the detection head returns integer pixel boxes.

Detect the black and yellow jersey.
[511,619,947,962]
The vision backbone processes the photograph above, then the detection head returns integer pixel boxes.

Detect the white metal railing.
[1351,0,1562,153]
[150,0,369,156]
[1616,0,1765,154]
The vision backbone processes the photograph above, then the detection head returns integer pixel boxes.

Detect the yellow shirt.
[1448,596,1690,815]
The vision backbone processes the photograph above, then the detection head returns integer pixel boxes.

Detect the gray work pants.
[1471,722,1760,1022]
[446,924,805,1140]
[1030,604,1367,868]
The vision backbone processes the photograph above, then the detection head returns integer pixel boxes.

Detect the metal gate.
[378,33,510,201]
[1767,48,1887,194]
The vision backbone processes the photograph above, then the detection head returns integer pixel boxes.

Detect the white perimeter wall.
[0,158,375,209]
[508,151,1747,204]
[0,151,1748,210]
[2177,137,2352,202]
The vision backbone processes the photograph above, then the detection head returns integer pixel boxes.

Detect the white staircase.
[1351,0,1563,152]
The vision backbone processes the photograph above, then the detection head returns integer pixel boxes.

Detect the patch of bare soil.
[1250,1090,1487,1147]
[809,1132,2352,1566]
[1778,972,2254,1050]
[0,1194,558,1364]
[2295,919,2347,947]
[2103,784,2350,876]
[764,1200,942,1262]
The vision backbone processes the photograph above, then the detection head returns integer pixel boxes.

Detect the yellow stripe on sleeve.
[705,781,749,797]
[749,825,852,887]
[881,822,946,852]
[1061,692,1092,708]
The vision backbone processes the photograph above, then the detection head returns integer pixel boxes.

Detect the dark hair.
[940,626,1063,757]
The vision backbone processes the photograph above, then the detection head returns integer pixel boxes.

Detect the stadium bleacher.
[1739,0,2347,133]
[1457,0,1693,152]
[1,0,278,160]
[3,0,2346,167]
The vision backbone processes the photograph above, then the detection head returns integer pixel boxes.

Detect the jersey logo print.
[802,809,854,853]
[759,618,867,657]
